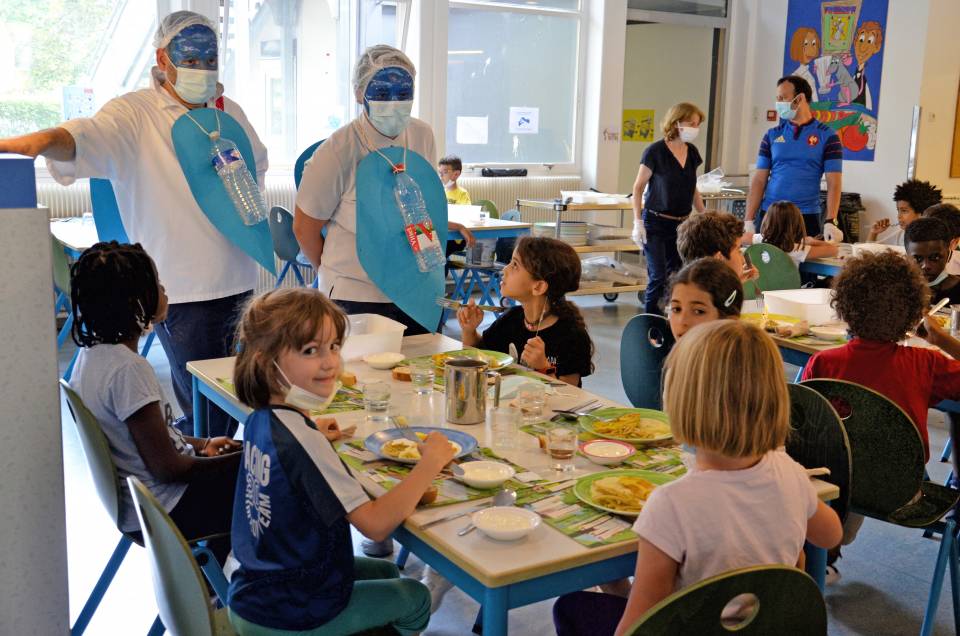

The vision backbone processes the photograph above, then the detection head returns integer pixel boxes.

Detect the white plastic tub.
[341,314,407,361]
[763,289,838,325]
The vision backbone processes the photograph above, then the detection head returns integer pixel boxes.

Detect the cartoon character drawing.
[824,55,859,106]
[851,20,883,108]
[788,26,824,102]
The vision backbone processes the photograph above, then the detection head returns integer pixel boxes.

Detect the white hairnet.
[153,10,218,50]
[352,45,416,95]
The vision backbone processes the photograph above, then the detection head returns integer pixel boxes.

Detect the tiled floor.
[59,295,957,635]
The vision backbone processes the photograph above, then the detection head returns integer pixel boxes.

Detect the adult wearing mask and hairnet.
[294,45,473,341]
[0,11,268,438]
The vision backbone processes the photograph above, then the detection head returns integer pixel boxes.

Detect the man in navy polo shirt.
[745,75,843,242]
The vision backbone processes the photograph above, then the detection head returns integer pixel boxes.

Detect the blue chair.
[294,140,324,189]
[60,381,230,635]
[268,206,313,288]
[620,314,675,409]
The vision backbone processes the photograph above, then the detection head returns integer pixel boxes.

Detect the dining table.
[187,333,840,634]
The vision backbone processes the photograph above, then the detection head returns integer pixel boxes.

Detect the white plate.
[809,326,847,342]
[456,461,515,489]
[471,506,541,541]
[363,352,406,369]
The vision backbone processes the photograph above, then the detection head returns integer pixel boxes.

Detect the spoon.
[458,488,518,536]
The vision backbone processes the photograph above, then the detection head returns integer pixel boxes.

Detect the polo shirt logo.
[807,135,819,147]
[773,135,786,143]
[244,441,273,538]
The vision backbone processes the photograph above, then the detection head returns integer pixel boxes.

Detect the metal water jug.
[444,358,501,425]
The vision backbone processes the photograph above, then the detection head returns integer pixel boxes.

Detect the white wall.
[618,23,714,193]
[722,0,931,225]
[916,0,960,197]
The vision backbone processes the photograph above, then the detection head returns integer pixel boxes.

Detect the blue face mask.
[167,25,219,104]
[363,67,414,137]
[775,97,798,121]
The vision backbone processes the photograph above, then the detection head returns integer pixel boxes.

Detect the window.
[445,1,582,167]
[0,1,156,139]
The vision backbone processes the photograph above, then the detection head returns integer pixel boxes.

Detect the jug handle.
[487,371,502,407]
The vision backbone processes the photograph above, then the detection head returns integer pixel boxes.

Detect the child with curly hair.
[676,211,758,283]
[867,179,943,245]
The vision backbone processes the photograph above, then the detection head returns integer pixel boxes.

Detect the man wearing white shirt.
[0,11,267,436]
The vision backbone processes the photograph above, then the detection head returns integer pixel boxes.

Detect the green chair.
[802,379,960,636]
[128,477,235,636]
[623,565,826,635]
[786,383,852,524]
[473,198,499,219]
[745,243,801,294]
[60,380,230,635]
[620,314,674,409]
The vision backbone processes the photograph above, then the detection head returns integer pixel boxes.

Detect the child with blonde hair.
[553,320,841,636]
[227,288,455,635]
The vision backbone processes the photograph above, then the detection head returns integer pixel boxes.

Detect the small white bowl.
[581,440,635,466]
[809,326,847,342]
[471,506,541,541]
[457,461,516,489]
[363,352,406,369]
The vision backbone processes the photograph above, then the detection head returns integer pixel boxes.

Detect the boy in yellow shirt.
[439,156,471,205]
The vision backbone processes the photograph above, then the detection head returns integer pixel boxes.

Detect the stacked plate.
[532,221,589,247]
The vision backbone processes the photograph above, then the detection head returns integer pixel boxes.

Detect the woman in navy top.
[630,103,706,314]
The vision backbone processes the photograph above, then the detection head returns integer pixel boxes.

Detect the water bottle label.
[212,148,243,170]
[404,220,440,253]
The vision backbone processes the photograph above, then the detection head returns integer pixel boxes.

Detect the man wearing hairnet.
[294,45,473,343]
[0,11,268,438]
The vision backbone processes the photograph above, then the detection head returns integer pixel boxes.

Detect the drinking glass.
[410,358,435,395]
[362,381,391,424]
[515,382,546,425]
[490,406,521,452]
[546,424,578,472]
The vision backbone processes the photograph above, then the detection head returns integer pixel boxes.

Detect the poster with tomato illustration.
[783,0,888,161]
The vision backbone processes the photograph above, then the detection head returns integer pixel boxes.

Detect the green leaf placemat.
[215,377,364,415]
[514,480,638,548]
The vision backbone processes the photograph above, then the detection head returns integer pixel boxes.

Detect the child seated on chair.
[740,200,838,266]
[553,321,842,636]
[439,155,471,205]
[924,203,960,276]
[68,242,241,562]
[905,217,960,306]
[458,236,593,387]
[676,210,758,283]
[666,257,743,339]
[867,179,942,245]
[228,288,453,635]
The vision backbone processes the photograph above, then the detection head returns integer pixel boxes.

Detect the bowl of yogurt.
[471,506,541,541]
[457,461,516,489]
[580,439,635,465]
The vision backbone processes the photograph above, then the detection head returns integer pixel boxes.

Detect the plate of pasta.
[364,427,477,464]
[573,469,676,517]
[579,408,672,444]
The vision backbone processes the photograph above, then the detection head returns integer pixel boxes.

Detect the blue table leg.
[804,542,826,592]
[481,586,509,636]
[396,546,410,570]
[192,376,208,438]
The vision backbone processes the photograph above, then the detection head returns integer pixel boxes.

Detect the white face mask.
[172,67,218,105]
[443,180,455,190]
[678,126,699,143]
[366,100,413,137]
[928,269,950,288]
[274,361,340,413]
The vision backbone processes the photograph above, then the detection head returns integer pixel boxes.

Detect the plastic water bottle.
[394,171,445,272]
[209,136,267,225]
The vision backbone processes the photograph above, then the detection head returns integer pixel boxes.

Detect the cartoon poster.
[622,109,655,142]
[783,0,888,161]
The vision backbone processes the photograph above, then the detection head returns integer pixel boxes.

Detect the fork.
[436,296,506,313]
[551,399,602,417]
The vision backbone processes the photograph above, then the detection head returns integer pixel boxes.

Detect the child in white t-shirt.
[741,200,838,266]
[553,320,842,636]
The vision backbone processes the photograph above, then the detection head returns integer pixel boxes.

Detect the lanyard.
[355,117,408,174]
[182,108,222,141]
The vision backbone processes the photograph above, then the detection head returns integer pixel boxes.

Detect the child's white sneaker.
[421,566,454,613]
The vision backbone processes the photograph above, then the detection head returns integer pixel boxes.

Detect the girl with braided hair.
[68,241,240,562]
[458,236,594,386]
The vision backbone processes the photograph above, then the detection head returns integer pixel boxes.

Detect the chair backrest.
[500,208,521,222]
[474,199,499,219]
[51,236,72,297]
[786,383,852,522]
[89,178,130,243]
[745,243,801,292]
[620,314,675,409]
[625,565,826,636]
[801,379,925,516]
[268,206,302,262]
[128,477,218,636]
[294,140,325,189]
[59,379,123,529]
